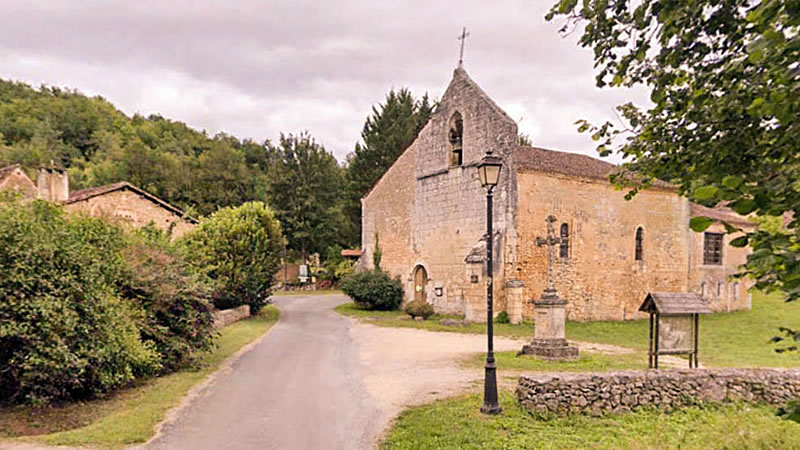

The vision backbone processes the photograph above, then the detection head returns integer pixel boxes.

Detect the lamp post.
[477,149,503,415]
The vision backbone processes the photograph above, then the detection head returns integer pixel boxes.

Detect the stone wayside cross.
[519,215,579,360]
[536,215,560,299]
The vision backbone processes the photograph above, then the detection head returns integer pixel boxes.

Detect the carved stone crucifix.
[536,215,561,297]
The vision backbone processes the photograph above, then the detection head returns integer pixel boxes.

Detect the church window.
[559,223,569,259]
[703,232,723,265]
[701,282,707,298]
[448,112,464,166]
[717,282,724,298]
[635,227,644,261]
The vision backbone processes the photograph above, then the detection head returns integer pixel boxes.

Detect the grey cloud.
[0,0,648,161]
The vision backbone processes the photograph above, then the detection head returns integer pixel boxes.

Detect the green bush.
[0,200,160,404]
[495,311,510,324]
[404,300,435,319]
[182,201,286,315]
[341,270,404,310]
[119,227,216,373]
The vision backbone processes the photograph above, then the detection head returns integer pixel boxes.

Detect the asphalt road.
[147,295,382,450]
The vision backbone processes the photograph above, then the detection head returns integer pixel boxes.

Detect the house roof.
[341,249,362,257]
[0,164,23,183]
[66,182,197,224]
[514,146,676,189]
[515,146,616,180]
[690,203,753,228]
[639,292,712,315]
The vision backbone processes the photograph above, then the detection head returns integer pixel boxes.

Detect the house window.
[717,282,724,298]
[559,223,569,259]
[703,232,724,265]
[635,227,644,261]
[448,112,463,166]
[701,282,707,298]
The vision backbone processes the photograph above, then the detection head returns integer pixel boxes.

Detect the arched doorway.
[413,265,428,302]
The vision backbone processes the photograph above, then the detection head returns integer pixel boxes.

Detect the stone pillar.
[520,289,579,360]
[504,279,524,324]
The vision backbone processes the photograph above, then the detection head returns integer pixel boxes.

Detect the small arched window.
[559,223,569,259]
[635,227,644,261]
[448,112,463,166]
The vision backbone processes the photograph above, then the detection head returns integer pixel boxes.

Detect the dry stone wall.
[213,305,250,328]
[516,369,800,417]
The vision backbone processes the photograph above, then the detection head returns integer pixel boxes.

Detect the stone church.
[361,67,752,323]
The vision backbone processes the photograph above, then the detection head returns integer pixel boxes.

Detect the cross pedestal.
[520,289,578,359]
[519,216,578,360]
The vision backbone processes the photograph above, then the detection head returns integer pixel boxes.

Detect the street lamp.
[477,149,502,415]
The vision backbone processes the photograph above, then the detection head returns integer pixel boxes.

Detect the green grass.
[566,291,800,368]
[1,306,280,449]
[338,292,800,368]
[334,302,535,339]
[381,391,800,450]
[465,351,646,372]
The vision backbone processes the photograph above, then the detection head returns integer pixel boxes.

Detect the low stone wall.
[516,369,800,416]
[213,305,251,328]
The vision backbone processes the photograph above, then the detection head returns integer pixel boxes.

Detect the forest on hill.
[0,78,433,257]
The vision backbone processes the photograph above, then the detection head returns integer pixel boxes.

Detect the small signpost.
[639,292,711,369]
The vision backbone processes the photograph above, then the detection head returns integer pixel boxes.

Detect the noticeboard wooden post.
[639,292,711,369]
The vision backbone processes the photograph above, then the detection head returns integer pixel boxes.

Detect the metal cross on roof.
[536,215,561,297]
[457,27,470,67]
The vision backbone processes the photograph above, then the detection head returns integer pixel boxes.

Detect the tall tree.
[547,1,799,349]
[266,132,346,261]
[344,88,434,245]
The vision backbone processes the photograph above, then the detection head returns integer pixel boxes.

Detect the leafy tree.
[344,89,434,245]
[182,201,286,314]
[0,199,160,404]
[119,226,216,373]
[547,1,800,350]
[266,132,346,260]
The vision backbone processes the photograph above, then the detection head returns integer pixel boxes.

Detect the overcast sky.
[0,0,648,163]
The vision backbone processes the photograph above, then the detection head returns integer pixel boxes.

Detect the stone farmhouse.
[361,67,752,323]
[0,165,196,238]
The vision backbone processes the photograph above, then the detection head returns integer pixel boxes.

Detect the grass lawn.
[464,350,646,373]
[334,302,535,339]
[0,306,280,449]
[338,292,800,368]
[381,391,800,450]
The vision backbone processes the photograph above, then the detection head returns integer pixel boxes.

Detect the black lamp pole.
[481,184,501,415]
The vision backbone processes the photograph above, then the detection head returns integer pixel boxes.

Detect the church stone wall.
[361,143,417,300]
[514,172,691,321]
[688,222,752,312]
[362,68,518,319]
[64,189,195,239]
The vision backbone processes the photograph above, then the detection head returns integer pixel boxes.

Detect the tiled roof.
[690,203,753,228]
[341,249,362,257]
[514,146,616,180]
[0,164,22,183]
[67,182,197,223]
[514,146,674,188]
[639,292,712,315]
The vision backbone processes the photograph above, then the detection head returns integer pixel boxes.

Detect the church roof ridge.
[448,67,515,123]
[514,145,617,180]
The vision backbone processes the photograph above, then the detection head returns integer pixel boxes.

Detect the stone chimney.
[37,166,69,202]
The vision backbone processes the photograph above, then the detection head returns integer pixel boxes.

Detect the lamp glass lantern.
[478,151,503,188]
